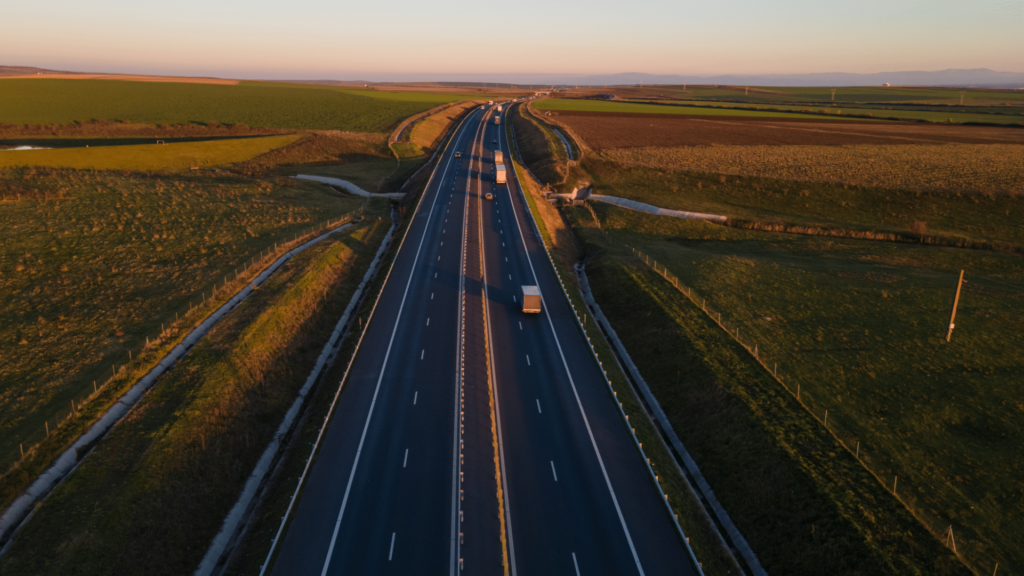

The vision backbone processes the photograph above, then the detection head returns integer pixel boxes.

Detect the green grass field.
[569,179,1024,573]
[0,134,300,171]
[626,99,1024,125]
[0,213,389,576]
[0,168,364,481]
[0,79,466,132]
[534,98,869,120]
[585,159,1024,246]
[615,85,1024,106]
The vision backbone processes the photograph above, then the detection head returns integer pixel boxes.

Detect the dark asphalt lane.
[484,106,699,576]
[271,107,489,576]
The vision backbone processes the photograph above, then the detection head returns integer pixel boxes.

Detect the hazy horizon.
[3,0,1022,80]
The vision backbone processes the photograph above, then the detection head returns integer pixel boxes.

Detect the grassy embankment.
[504,108,743,576]
[0,204,390,576]
[0,167,364,494]
[508,104,570,189]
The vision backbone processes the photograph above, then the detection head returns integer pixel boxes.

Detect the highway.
[268,103,698,576]
[482,105,698,575]
[271,105,502,575]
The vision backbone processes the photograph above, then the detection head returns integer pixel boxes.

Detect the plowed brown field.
[550,111,1024,148]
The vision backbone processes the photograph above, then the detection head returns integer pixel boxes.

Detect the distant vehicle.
[493,150,503,165]
[494,116,500,125]
[488,100,494,105]
[492,139,497,144]
[455,151,461,158]
[485,191,493,200]
[522,286,542,313]
[497,105,503,112]
[495,164,506,184]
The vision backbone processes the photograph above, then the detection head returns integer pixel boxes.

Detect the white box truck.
[497,104,503,112]
[495,164,506,184]
[493,150,503,165]
[522,286,542,313]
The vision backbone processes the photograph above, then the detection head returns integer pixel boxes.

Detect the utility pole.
[960,91,966,106]
[830,88,837,101]
[946,270,965,341]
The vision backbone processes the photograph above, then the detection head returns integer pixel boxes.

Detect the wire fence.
[1,209,364,477]
[627,245,987,571]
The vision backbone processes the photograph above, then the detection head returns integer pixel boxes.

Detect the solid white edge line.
[388,532,396,561]
[573,552,581,576]
[318,107,478,576]
[500,107,647,576]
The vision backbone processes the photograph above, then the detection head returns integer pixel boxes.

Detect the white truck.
[493,150,503,165]
[497,104,503,112]
[495,164,506,184]
[521,286,542,313]
[494,115,500,125]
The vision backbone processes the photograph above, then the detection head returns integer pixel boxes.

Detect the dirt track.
[551,111,1024,149]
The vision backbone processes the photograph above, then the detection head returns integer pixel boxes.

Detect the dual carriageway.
[269,104,699,576]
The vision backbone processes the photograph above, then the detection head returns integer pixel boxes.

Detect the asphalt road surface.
[269,104,699,576]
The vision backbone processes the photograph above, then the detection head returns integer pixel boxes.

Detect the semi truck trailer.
[493,150,503,165]
[521,286,542,313]
[495,164,506,184]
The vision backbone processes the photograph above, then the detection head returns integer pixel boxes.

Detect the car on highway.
[485,192,493,200]
[455,152,461,158]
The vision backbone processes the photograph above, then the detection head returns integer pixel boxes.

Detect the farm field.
[584,159,1024,245]
[0,134,301,171]
[624,99,1024,125]
[0,168,364,483]
[533,98,855,120]
[603,144,1024,199]
[548,110,1024,148]
[595,85,1024,106]
[0,79,466,132]
[565,201,1022,576]
[0,211,390,576]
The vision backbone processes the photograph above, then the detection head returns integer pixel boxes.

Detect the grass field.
[568,202,1021,575]
[0,168,364,481]
[0,212,389,576]
[0,79,466,132]
[585,159,1024,245]
[625,99,1024,125]
[0,134,300,171]
[602,143,1024,200]
[534,98,870,120]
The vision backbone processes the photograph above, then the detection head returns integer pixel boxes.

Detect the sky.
[2,0,1022,80]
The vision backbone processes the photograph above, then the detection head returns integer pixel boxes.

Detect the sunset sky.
[3,0,1021,80]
